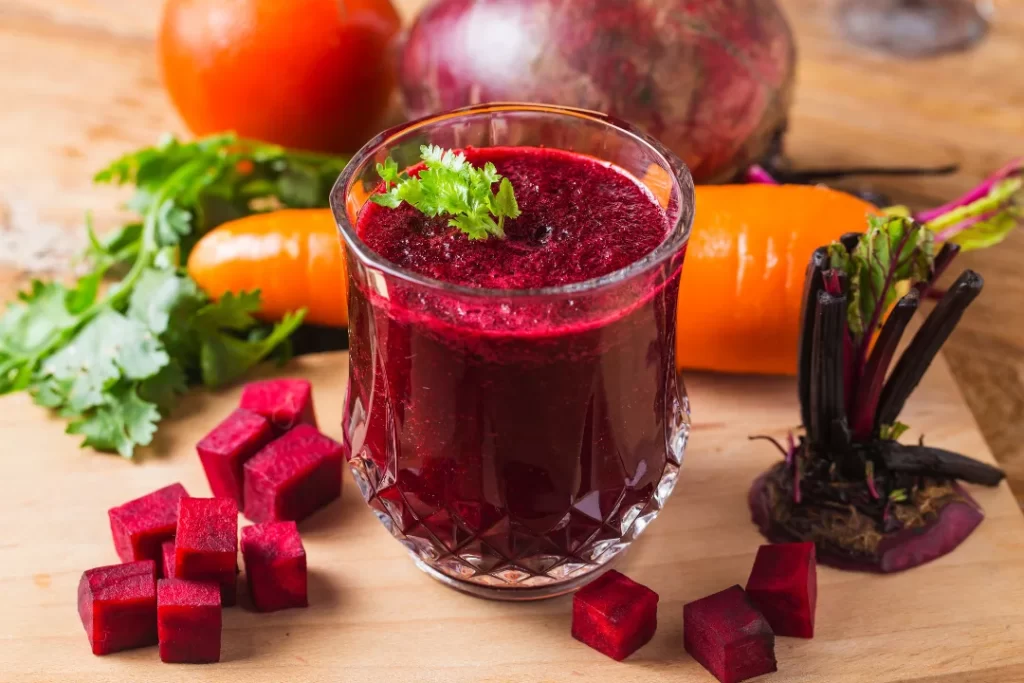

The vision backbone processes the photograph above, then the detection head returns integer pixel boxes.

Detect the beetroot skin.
[399,0,796,183]
[243,424,343,524]
[196,408,274,505]
[746,542,817,638]
[175,497,239,606]
[571,570,659,661]
[684,585,777,683]
[158,579,222,664]
[750,471,986,573]
[108,483,188,565]
[77,560,157,656]
[239,378,317,434]
[162,541,176,580]
[242,521,308,612]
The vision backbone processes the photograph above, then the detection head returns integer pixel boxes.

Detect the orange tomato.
[188,209,348,327]
[159,0,401,153]
[188,185,879,374]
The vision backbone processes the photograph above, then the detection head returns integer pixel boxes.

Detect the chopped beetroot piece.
[685,585,777,683]
[161,541,176,579]
[108,483,188,564]
[746,542,817,638]
[243,424,343,523]
[175,497,237,582]
[158,579,222,663]
[77,560,157,656]
[239,378,317,434]
[197,408,274,505]
[571,570,659,661]
[242,521,308,612]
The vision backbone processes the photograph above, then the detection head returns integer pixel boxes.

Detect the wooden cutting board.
[2,351,1023,683]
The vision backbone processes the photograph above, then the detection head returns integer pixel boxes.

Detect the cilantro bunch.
[0,134,347,457]
[370,145,521,239]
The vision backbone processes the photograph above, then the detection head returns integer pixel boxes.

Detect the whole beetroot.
[398,0,796,183]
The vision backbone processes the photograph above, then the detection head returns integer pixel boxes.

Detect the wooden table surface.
[4,352,1024,682]
[1,0,1023,501]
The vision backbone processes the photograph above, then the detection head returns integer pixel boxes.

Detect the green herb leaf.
[368,145,521,240]
[888,488,909,503]
[197,309,306,388]
[0,133,347,457]
[67,384,161,458]
[880,421,910,441]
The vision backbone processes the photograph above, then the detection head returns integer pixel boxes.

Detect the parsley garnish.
[0,133,347,457]
[369,145,521,239]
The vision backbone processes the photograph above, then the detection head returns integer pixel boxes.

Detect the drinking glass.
[331,103,693,600]
[837,0,990,57]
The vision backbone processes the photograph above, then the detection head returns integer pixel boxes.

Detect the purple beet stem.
[914,158,1022,223]
[746,165,780,185]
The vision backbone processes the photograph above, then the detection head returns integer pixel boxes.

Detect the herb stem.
[26,159,207,375]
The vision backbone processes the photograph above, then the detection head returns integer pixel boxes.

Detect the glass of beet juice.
[331,103,693,600]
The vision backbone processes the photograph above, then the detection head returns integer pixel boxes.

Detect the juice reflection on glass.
[331,104,693,600]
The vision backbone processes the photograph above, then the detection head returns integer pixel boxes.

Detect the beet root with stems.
[749,217,1005,573]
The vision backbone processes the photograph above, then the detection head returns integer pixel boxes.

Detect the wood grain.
[0,0,1022,503]
[1,351,1023,682]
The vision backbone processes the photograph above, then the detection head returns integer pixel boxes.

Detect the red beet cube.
[684,585,777,683]
[239,378,317,434]
[196,408,274,505]
[175,497,238,606]
[242,521,308,612]
[157,579,222,663]
[571,570,659,661]
[108,483,188,564]
[746,542,817,638]
[77,560,157,655]
[162,541,176,579]
[243,424,343,523]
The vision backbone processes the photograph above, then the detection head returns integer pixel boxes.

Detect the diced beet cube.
[243,424,343,523]
[242,521,308,612]
[77,560,157,656]
[158,579,221,663]
[571,570,659,661]
[239,378,317,434]
[162,541,176,579]
[196,408,274,505]
[684,585,777,683]
[175,497,238,606]
[108,483,188,564]
[746,542,817,638]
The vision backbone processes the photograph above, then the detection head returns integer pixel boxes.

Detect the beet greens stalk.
[750,211,1006,574]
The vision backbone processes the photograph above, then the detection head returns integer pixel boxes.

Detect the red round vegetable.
[398,0,797,182]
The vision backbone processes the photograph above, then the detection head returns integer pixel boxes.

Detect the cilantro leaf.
[368,145,522,240]
[67,384,161,458]
[197,309,306,388]
[0,132,344,457]
[43,311,169,412]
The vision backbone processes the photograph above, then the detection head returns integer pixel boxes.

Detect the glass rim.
[330,102,694,299]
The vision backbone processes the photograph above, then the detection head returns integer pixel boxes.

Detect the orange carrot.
[188,186,879,374]
[677,184,877,375]
[187,209,348,327]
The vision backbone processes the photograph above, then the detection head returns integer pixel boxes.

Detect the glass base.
[412,552,623,601]
[347,381,690,600]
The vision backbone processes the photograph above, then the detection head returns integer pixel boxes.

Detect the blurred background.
[0,0,1021,501]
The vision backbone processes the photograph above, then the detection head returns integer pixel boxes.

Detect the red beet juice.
[339,131,691,598]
